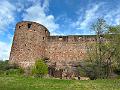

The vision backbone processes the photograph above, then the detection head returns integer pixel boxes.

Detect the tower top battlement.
[16,21,48,30]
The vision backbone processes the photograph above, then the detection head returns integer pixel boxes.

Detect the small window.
[59,36,62,40]
[28,23,32,29]
[19,26,21,28]
[45,30,47,33]
[43,37,45,40]
[79,37,82,39]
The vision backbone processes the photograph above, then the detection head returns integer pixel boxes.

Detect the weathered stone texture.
[9,21,50,68]
[9,21,96,69]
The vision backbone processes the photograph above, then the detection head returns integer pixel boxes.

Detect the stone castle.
[9,21,96,78]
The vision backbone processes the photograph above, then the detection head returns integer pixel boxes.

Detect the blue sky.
[0,0,120,60]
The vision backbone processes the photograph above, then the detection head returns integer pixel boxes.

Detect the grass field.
[0,76,120,90]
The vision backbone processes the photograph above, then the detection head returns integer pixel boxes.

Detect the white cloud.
[80,4,100,29]
[72,3,102,31]
[104,9,120,25]
[22,0,59,33]
[42,0,49,11]
[0,41,11,60]
[0,0,16,33]
[0,1,15,60]
[73,2,120,33]
[0,33,13,60]
[0,32,13,60]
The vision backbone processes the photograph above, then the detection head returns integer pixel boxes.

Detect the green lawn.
[0,76,120,90]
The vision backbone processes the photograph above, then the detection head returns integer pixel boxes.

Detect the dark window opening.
[45,30,47,33]
[59,36,62,40]
[25,44,26,46]
[43,37,45,40]
[79,37,81,39]
[28,23,32,29]
[59,36,62,38]
[19,26,21,28]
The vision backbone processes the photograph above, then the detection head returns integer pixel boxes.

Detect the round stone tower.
[9,21,50,68]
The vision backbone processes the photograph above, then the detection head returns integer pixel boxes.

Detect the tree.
[32,59,48,77]
[91,18,108,78]
[90,19,120,78]
[105,25,120,76]
[77,19,120,79]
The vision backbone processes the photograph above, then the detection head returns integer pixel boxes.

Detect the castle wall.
[9,21,50,68]
[9,21,97,69]
[46,36,96,69]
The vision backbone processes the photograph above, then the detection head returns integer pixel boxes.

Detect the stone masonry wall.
[9,21,50,68]
[9,21,96,69]
[46,36,96,69]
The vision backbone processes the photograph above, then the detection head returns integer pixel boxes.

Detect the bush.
[6,69,19,75]
[0,60,24,76]
[0,70,5,75]
[5,63,19,70]
[0,60,9,71]
[77,66,86,77]
[24,66,32,76]
[5,68,24,75]
[32,59,48,78]
[77,60,108,80]
[113,66,120,75]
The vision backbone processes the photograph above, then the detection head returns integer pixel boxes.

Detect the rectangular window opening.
[19,26,21,28]
[28,23,32,29]
[43,37,45,40]
[59,36,62,40]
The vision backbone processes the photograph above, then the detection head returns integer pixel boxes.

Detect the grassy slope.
[0,76,120,90]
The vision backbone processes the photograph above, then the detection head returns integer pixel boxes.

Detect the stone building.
[9,21,96,78]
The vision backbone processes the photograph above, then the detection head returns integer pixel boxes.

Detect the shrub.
[32,59,48,77]
[77,60,108,80]
[6,63,19,70]
[0,60,24,75]
[77,66,86,77]
[5,67,24,75]
[24,66,32,76]
[0,70,4,75]
[113,66,120,75]
[6,69,18,75]
[0,60,9,71]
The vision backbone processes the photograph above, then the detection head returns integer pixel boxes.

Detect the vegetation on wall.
[32,59,48,78]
